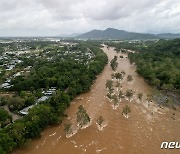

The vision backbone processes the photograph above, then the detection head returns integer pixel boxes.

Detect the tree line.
[128,39,180,92]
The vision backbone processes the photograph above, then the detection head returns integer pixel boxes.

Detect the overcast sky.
[0,0,180,36]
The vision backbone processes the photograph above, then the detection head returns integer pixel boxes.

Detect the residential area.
[0,39,95,126]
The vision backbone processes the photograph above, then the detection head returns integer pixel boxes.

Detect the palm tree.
[122,105,131,118]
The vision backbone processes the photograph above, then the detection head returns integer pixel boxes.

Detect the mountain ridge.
[76,28,180,40]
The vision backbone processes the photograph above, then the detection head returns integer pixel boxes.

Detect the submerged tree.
[106,80,113,90]
[126,90,134,101]
[111,73,115,79]
[146,94,153,106]
[106,93,113,100]
[76,105,90,128]
[115,81,121,88]
[114,73,123,81]
[121,71,126,75]
[137,93,143,101]
[127,75,133,82]
[64,122,72,135]
[109,88,114,95]
[112,94,118,108]
[106,80,114,94]
[116,49,120,54]
[122,105,131,118]
[110,56,118,71]
[118,90,124,100]
[96,116,104,128]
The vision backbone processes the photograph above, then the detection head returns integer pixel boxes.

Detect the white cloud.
[0,0,180,36]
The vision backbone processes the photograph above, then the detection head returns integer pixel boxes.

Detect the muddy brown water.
[13,46,180,154]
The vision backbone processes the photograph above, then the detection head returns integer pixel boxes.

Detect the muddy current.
[13,46,180,154]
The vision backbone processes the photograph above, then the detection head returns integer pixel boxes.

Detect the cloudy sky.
[0,0,180,36]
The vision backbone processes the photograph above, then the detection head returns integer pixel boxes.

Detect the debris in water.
[96,148,107,153]
[49,132,57,137]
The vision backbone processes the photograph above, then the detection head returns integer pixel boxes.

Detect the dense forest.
[0,108,12,128]
[128,39,180,92]
[106,39,180,92]
[0,42,107,154]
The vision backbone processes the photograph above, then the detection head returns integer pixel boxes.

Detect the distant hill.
[157,33,180,39]
[76,28,180,40]
[77,28,158,40]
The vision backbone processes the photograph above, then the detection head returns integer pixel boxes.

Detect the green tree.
[106,80,114,94]
[106,80,113,90]
[127,75,133,82]
[76,105,90,128]
[0,108,12,128]
[96,116,104,128]
[137,93,143,101]
[8,122,26,147]
[122,105,131,118]
[35,89,43,98]
[118,90,124,100]
[114,73,123,81]
[0,132,16,153]
[110,56,118,71]
[126,90,134,101]
[115,81,121,87]
[0,146,6,154]
[106,93,112,100]
[64,123,72,135]
[112,94,118,108]
[7,96,25,111]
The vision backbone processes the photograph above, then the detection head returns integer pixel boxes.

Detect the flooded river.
[13,46,180,154]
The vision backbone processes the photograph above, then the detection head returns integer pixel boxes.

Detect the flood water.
[13,46,180,154]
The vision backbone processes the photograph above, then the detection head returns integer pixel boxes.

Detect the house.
[37,96,49,103]
[13,72,21,77]
[0,83,12,89]
[42,87,57,96]
[19,105,34,115]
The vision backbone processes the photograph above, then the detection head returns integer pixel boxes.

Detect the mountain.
[157,33,180,39]
[77,28,158,40]
[77,28,180,40]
